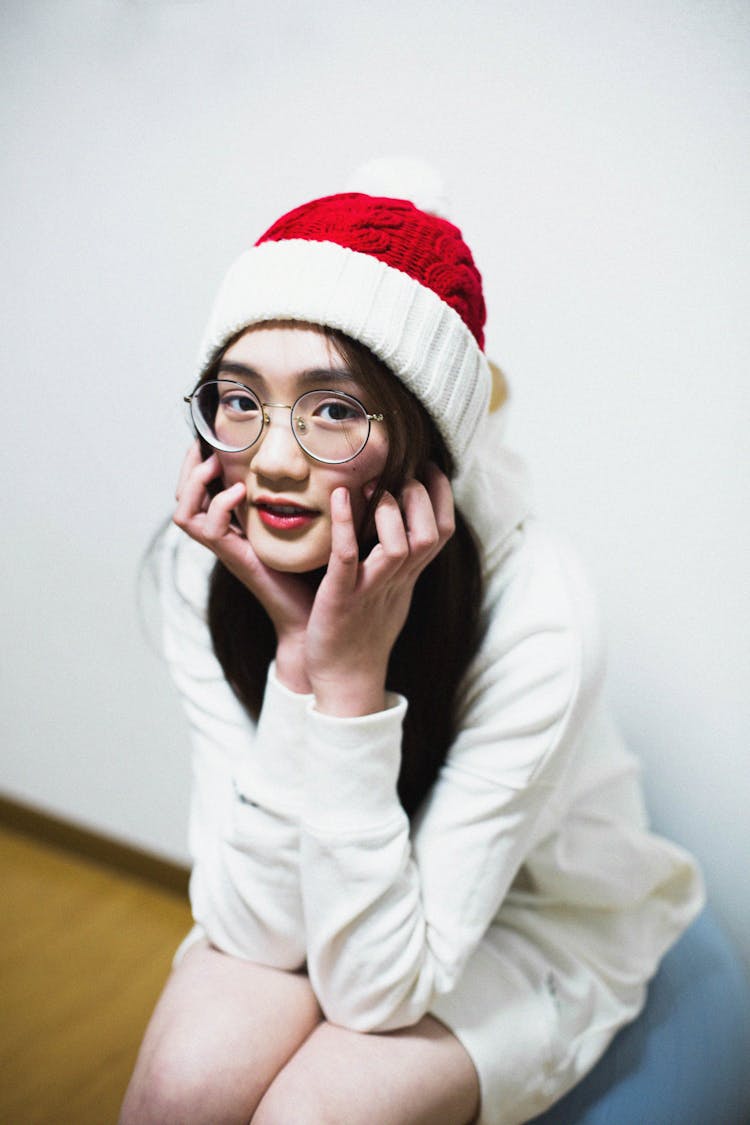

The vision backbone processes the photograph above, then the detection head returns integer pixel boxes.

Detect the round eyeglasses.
[184,380,385,465]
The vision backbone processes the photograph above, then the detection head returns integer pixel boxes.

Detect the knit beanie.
[197,177,491,470]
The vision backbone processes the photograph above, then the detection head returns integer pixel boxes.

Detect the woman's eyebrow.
[216,361,261,380]
[215,361,355,385]
[297,367,355,385]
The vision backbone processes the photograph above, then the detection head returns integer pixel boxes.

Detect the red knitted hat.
[256,194,486,349]
[198,189,491,468]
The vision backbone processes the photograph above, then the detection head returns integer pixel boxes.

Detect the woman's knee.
[121,1023,268,1125]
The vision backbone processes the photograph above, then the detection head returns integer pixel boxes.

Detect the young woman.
[121,189,703,1125]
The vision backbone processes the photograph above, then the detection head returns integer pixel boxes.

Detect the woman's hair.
[202,322,485,818]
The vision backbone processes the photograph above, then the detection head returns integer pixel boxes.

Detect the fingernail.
[363,481,377,500]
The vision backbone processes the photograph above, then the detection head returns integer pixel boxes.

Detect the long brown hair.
[202,322,485,818]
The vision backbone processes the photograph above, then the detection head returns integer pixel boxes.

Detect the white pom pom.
[345,157,451,219]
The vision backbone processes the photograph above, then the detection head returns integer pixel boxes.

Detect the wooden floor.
[0,824,192,1124]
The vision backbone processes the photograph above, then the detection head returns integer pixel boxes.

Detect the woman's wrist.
[310,667,388,718]
[274,632,313,696]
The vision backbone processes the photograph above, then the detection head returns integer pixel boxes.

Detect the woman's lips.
[252,499,319,532]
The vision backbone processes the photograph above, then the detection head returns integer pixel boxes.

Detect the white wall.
[2,1,748,966]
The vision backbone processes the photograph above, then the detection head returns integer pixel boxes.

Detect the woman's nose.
[247,407,309,479]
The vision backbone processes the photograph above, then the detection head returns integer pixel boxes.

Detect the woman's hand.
[173,442,314,693]
[173,443,455,713]
[305,465,455,718]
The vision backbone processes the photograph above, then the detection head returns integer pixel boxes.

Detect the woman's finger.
[173,452,221,527]
[175,440,203,501]
[361,489,409,584]
[400,479,439,561]
[391,468,454,581]
[325,488,360,594]
[201,482,246,543]
[414,468,454,578]
[424,463,456,545]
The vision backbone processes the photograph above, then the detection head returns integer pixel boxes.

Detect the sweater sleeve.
[159,526,311,968]
[298,523,605,1031]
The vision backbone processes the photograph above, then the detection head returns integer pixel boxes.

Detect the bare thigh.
[119,941,322,1125]
[252,1014,480,1125]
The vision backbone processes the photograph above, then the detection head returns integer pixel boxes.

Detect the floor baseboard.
[0,793,189,896]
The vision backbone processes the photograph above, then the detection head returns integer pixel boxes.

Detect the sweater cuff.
[233,661,314,817]
[302,694,408,834]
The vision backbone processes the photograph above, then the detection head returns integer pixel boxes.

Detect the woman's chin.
[265,558,327,575]
[250,538,332,575]
[236,512,330,574]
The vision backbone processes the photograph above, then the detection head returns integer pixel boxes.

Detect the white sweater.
[160,438,703,1052]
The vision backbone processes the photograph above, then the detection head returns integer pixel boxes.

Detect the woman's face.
[214,325,390,574]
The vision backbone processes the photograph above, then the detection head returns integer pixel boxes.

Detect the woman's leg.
[251,1014,480,1125]
[119,941,322,1125]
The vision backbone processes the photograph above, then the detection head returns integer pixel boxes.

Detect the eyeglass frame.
[184,378,385,465]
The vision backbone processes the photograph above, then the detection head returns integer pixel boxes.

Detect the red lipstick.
[252,498,319,532]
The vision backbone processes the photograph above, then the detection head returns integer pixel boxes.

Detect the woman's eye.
[315,398,359,423]
[221,393,258,415]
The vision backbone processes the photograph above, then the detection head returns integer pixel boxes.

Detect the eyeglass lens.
[190,380,371,464]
